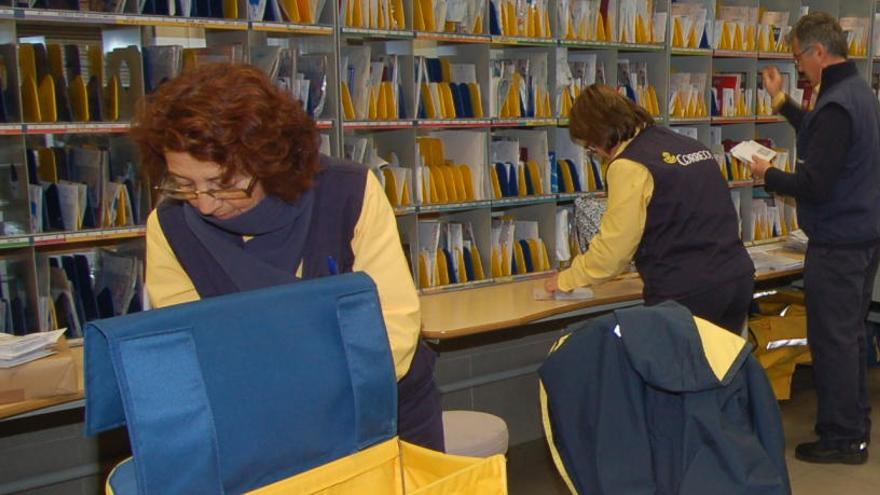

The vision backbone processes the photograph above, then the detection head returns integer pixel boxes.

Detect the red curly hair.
[130,63,320,203]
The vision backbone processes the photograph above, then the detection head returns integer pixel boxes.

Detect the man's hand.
[761,66,784,98]
[749,155,773,180]
[544,273,560,294]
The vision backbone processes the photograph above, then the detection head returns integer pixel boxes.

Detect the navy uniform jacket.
[539,302,790,495]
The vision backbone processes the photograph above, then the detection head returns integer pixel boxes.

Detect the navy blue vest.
[795,67,880,246]
[157,156,367,298]
[616,126,754,301]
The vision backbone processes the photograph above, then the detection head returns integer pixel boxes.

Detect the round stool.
[442,410,509,457]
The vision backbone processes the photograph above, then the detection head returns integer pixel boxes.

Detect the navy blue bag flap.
[84,272,397,494]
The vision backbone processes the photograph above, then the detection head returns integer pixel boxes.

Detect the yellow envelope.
[68,75,90,122]
[418,252,431,287]
[491,247,502,277]
[526,160,543,195]
[382,168,400,207]
[393,0,405,29]
[459,165,475,200]
[47,44,64,80]
[105,74,120,121]
[489,165,503,199]
[38,75,58,123]
[469,83,484,118]
[456,248,468,283]
[430,165,449,202]
[559,159,575,192]
[514,242,526,274]
[296,0,312,23]
[37,148,58,182]
[341,81,356,120]
[19,44,37,82]
[224,0,238,18]
[414,0,425,30]
[471,244,485,280]
[672,17,684,47]
[436,250,450,285]
[421,0,436,32]
[21,76,41,122]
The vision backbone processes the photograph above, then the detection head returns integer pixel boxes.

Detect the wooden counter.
[0,346,84,420]
[421,275,644,339]
[422,246,805,339]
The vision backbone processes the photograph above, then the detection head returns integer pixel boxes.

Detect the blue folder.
[85,273,397,494]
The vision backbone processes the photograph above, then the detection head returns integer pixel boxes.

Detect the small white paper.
[533,287,594,301]
[730,140,777,164]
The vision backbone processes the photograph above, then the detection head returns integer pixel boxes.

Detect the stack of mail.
[0,329,66,368]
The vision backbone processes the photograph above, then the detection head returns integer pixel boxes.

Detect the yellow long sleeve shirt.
[145,172,421,380]
[557,139,655,292]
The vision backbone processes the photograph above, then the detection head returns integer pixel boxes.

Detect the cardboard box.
[0,343,78,405]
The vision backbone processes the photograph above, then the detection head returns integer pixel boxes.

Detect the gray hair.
[790,12,849,58]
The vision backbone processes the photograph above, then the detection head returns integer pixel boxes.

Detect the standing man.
[750,12,880,465]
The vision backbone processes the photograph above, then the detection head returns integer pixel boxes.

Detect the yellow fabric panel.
[692,316,747,382]
[249,438,506,494]
[249,439,400,494]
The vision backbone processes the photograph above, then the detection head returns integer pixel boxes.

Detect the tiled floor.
[507,367,880,494]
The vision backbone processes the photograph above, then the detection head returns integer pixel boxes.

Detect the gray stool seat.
[442,410,509,457]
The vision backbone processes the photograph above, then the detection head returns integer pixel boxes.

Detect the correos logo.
[661,150,713,166]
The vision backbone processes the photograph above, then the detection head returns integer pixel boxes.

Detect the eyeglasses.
[792,45,815,66]
[154,176,258,201]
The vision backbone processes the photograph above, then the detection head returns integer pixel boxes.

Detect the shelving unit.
[1,0,877,335]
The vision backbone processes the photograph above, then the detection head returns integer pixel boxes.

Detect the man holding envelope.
[749,12,880,465]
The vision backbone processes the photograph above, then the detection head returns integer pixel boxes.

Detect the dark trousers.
[645,275,755,334]
[397,341,445,451]
[804,243,880,445]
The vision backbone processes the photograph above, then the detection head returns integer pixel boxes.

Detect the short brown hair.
[130,63,320,203]
[569,84,654,151]
[791,12,848,59]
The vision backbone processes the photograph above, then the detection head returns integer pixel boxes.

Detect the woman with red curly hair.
[132,63,443,451]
